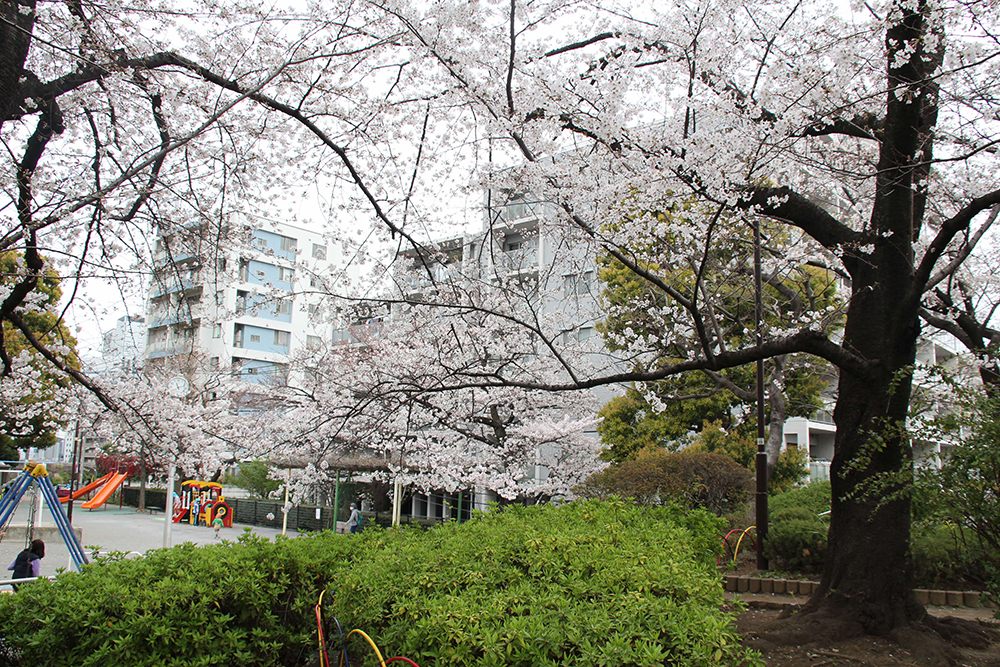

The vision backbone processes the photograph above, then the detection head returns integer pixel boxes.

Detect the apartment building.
[144,217,332,388]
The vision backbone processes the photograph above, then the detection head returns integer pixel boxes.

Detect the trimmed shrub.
[0,500,761,667]
[769,480,830,517]
[575,450,752,515]
[764,515,828,571]
[764,482,831,571]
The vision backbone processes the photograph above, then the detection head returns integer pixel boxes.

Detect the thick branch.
[738,186,859,251]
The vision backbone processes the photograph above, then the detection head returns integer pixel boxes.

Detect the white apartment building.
[786,331,969,480]
[144,218,333,388]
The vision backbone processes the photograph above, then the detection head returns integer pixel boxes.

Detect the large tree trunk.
[812,275,922,633]
[806,0,936,634]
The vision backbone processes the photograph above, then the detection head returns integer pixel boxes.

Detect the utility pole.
[753,217,769,571]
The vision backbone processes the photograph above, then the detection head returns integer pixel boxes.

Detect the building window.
[306,335,322,349]
[274,330,290,346]
[277,299,291,315]
[280,236,297,252]
[213,324,222,338]
[577,327,593,342]
[250,334,261,343]
[307,303,319,315]
[280,267,294,283]
[312,243,327,260]
[209,356,220,368]
[564,271,593,296]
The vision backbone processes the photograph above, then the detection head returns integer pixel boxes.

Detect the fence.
[118,488,447,532]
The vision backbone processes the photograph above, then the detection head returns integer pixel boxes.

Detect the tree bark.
[805,0,935,633]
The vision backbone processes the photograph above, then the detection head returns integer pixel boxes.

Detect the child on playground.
[8,539,44,591]
[213,514,224,539]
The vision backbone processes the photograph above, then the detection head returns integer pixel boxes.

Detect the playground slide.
[59,473,114,503]
[81,473,128,509]
[172,506,188,523]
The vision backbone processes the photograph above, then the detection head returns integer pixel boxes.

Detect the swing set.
[0,462,89,571]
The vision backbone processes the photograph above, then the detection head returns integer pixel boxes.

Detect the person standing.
[346,503,362,534]
[8,539,44,591]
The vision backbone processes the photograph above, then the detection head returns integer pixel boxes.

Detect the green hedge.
[0,500,760,667]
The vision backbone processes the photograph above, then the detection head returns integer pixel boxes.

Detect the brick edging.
[722,575,990,608]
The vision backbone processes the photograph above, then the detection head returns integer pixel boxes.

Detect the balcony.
[150,278,203,299]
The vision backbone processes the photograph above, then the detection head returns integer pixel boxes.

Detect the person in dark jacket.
[7,539,44,591]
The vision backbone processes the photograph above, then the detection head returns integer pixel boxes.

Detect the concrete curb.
[722,575,992,609]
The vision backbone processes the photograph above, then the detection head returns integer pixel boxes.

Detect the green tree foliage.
[595,212,837,466]
[0,501,761,667]
[935,395,1000,553]
[222,460,281,499]
[687,421,808,494]
[574,449,752,516]
[0,252,79,458]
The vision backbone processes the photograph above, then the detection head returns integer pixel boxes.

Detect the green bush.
[769,480,830,517]
[575,450,753,516]
[763,482,831,571]
[326,499,756,667]
[763,516,827,571]
[0,500,761,667]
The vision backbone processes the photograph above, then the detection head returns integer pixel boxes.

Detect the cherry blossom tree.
[3,0,1000,646]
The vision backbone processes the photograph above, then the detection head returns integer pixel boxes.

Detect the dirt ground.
[736,606,1000,667]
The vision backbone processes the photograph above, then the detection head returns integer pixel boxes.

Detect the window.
[563,274,577,296]
[308,303,319,315]
[213,324,222,338]
[577,327,593,342]
[312,243,327,260]
[306,335,322,349]
[250,334,261,343]
[280,267,294,282]
[274,330,290,346]
[254,236,267,249]
[209,356,220,368]
[564,271,593,296]
[280,236,297,252]
[277,299,291,315]
[310,277,319,287]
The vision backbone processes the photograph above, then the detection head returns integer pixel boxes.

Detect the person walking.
[8,539,44,591]
[346,503,363,534]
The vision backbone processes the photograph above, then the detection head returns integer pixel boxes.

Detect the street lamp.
[753,217,769,571]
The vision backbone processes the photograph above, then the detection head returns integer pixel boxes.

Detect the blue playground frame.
[0,462,89,570]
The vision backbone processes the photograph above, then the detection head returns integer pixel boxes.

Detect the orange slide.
[60,473,114,503]
[81,473,128,509]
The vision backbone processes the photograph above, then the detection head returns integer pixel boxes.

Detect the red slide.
[60,473,114,503]
[81,473,128,509]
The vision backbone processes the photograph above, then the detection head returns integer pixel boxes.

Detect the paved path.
[1,500,292,580]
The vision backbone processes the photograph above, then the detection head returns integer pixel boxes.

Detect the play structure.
[720,526,758,565]
[315,591,420,667]
[0,462,88,570]
[173,480,233,528]
[57,471,129,509]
